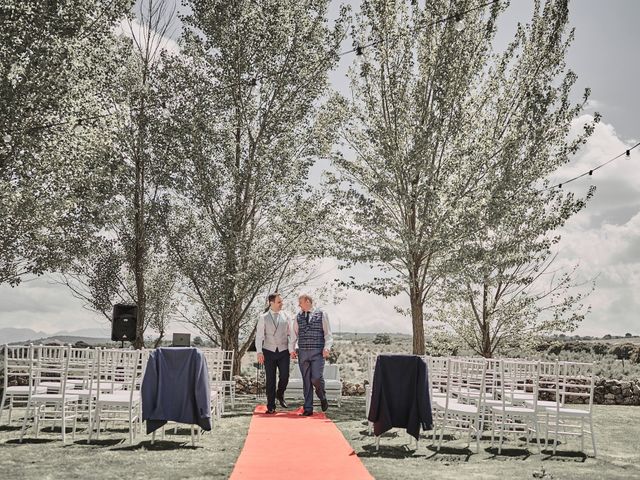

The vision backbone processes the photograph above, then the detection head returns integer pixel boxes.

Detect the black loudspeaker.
[111,304,138,342]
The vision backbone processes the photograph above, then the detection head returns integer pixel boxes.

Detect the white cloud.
[551,118,640,336]
[0,277,109,334]
[330,289,411,335]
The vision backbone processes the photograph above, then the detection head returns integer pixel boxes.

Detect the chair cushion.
[443,401,478,414]
[525,400,562,409]
[6,386,47,394]
[492,405,535,414]
[64,389,97,398]
[39,381,62,387]
[97,392,140,405]
[544,406,590,416]
[31,393,80,402]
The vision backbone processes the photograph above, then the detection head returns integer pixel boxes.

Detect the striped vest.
[296,310,325,350]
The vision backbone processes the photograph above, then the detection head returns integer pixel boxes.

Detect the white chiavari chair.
[423,356,449,440]
[523,360,563,446]
[470,359,509,432]
[63,347,99,429]
[201,348,225,422]
[544,361,596,457]
[433,358,487,453]
[490,359,541,454]
[221,350,236,409]
[1,344,47,426]
[365,352,377,434]
[525,360,563,409]
[425,356,449,400]
[19,345,80,443]
[451,357,487,404]
[35,345,68,393]
[88,349,147,444]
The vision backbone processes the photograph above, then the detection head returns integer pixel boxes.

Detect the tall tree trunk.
[481,279,492,358]
[153,323,165,348]
[410,283,425,355]
[133,94,147,349]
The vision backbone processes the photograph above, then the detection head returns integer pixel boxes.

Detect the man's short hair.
[267,292,281,304]
[298,293,314,304]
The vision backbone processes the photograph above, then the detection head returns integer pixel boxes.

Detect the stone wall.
[594,379,640,405]
[233,375,368,397]
[537,378,640,405]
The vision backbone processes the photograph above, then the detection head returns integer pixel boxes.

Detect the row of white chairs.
[0,345,147,444]
[0,344,237,444]
[365,354,597,456]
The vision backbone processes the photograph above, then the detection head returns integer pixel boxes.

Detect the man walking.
[290,293,333,416]
[256,293,294,414]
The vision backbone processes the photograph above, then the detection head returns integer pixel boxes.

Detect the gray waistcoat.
[260,311,290,353]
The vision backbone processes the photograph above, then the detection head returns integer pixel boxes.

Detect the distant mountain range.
[0,327,111,345]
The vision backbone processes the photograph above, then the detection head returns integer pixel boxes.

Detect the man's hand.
[257,353,264,365]
[290,351,298,360]
[322,349,330,359]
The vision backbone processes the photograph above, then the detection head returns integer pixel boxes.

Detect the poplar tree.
[154,0,348,372]
[330,0,597,354]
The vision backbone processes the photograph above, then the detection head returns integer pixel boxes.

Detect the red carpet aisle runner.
[229,405,373,480]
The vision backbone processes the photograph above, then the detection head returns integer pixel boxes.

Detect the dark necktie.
[304,311,310,325]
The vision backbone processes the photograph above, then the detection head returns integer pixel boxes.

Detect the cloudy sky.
[1,0,638,338]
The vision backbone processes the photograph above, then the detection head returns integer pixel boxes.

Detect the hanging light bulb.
[161,100,170,118]
[354,43,366,76]
[454,13,465,32]
[249,77,260,105]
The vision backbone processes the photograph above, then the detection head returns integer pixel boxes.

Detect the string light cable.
[539,142,640,192]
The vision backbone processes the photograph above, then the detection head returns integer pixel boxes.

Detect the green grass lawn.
[1,396,639,479]
[328,397,640,480]
[0,397,255,479]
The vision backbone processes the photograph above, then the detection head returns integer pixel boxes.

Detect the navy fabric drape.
[142,347,211,434]
[367,354,432,440]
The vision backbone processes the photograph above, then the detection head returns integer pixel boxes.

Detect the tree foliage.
[0,0,133,286]
[329,0,597,355]
[150,0,349,372]
[431,0,598,357]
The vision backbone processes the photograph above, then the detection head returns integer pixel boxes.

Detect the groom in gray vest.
[256,293,294,414]
[290,293,333,416]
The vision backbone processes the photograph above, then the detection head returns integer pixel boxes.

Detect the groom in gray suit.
[290,293,333,416]
[255,292,294,414]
